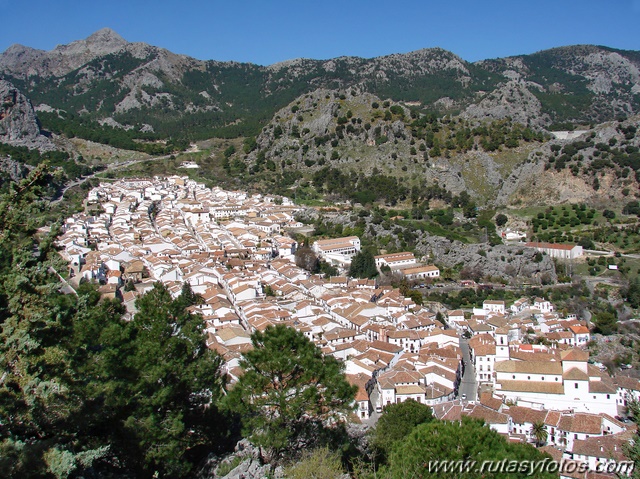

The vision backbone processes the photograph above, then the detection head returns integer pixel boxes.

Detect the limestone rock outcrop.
[0,80,53,150]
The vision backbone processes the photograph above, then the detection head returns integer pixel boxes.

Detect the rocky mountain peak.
[2,43,41,57]
[52,28,128,62]
[0,28,129,79]
[85,27,127,46]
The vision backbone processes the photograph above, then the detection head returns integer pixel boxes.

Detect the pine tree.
[225,325,356,461]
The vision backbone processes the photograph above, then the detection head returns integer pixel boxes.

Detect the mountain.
[1,30,640,143]
[239,87,640,206]
[0,28,129,78]
[1,30,640,209]
[477,45,640,126]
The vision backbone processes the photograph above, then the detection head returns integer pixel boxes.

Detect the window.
[575,383,579,389]
[542,377,545,381]
[528,376,531,380]
[513,375,516,379]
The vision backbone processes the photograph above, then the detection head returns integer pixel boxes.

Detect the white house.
[614,376,640,408]
[533,297,554,313]
[483,300,506,315]
[525,242,583,260]
[402,265,440,281]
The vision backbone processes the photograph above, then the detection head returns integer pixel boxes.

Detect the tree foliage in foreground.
[380,417,557,479]
[0,167,230,478]
[370,399,434,462]
[283,447,346,479]
[225,325,357,461]
[80,282,228,477]
[0,165,92,478]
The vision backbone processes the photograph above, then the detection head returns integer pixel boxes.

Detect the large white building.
[494,349,617,416]
[312,236,361,265]
[525,242,583,260]
[374,252,417,271]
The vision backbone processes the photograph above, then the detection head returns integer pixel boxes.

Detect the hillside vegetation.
[2,30,640,148]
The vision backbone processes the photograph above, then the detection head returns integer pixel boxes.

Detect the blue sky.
[1,0,639,65]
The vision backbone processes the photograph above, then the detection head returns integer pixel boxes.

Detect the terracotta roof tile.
[495,360,563,375]
[497,380,564,395]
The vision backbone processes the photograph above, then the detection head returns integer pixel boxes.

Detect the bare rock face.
[0,80,54,150]
[0,156,30,182]
[415,237,558,285]
[463,80,550,127]
[0,28,128,78]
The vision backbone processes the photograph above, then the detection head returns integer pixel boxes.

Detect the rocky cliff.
[0,80,53,150]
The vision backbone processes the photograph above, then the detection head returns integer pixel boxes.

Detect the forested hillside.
[2,30,640,149]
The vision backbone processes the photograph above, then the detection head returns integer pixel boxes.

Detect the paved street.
[362,385,381,427]
[48,266,78,296]
[458,336,477,402]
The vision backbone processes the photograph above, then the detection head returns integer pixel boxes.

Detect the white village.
[58,176,639,477]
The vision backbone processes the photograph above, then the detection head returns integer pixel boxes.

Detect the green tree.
[530,420,548,447]
[319,260,339,278]
[382,417,556,479]
[225,325,356,461]
[0,166,105,478]
[115,283,227,476]
[69,282,229,478]
[592,310,618,335]
[370,399,434,461]
[223,144,236,159]
[495,213,508,227]
[349,250,378,279]
[0,167,231,478]
[463,201,478,218]
[624,278,640,308]
[243,136,257,154]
